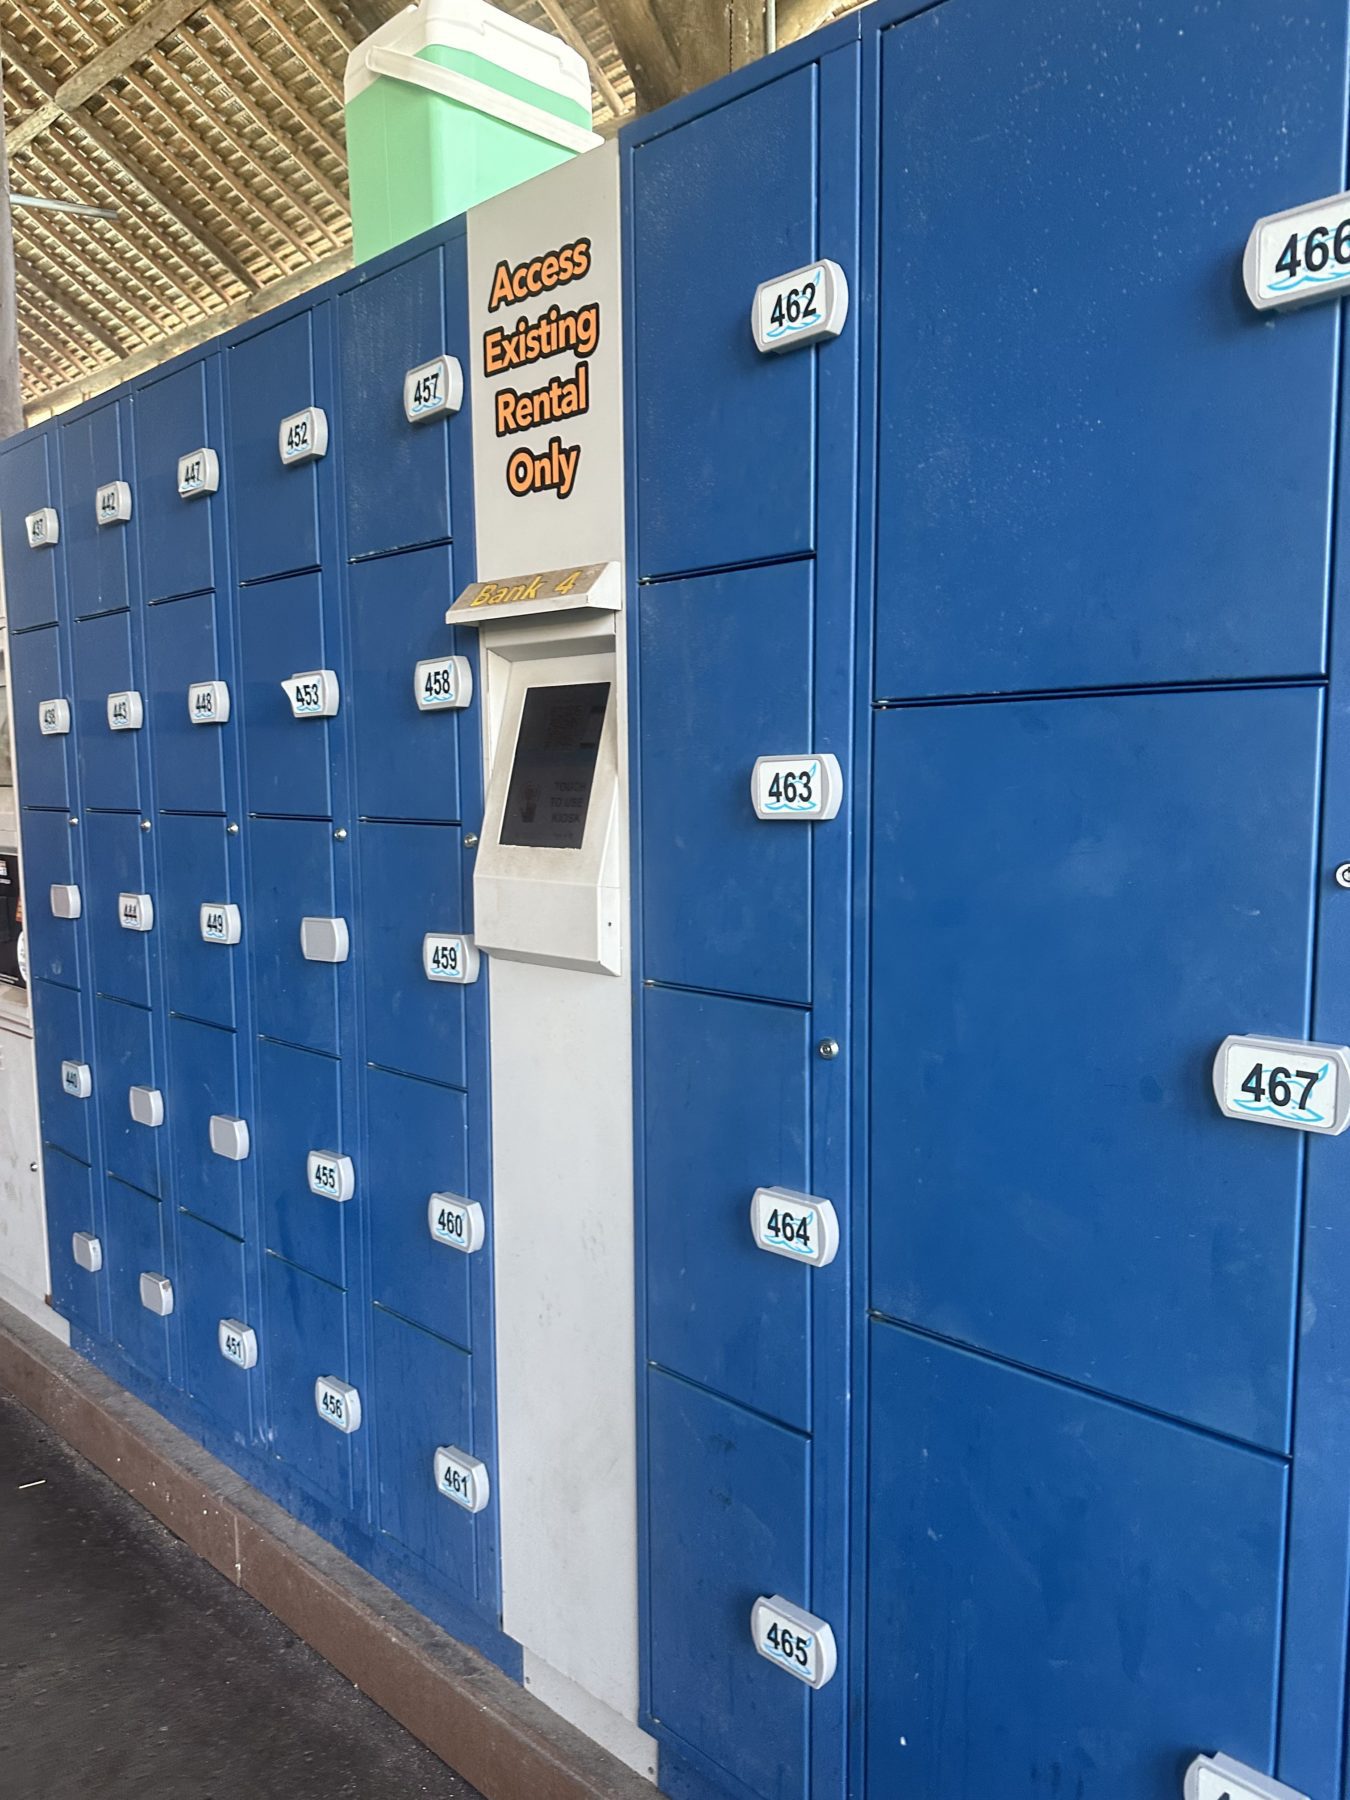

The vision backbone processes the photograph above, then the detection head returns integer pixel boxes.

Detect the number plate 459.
[1212,1035,1350,1135]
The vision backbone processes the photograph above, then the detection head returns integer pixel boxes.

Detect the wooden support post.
[0,59,25,438]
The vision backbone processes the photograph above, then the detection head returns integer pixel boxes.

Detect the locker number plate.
[414,655,473,712]
[25,507,58,547]
[751,259,848,354]
[106,690,143,731]
[177,448,220,498]
[1244,190,1350,312]
[434,1445,490,1512]
[188,680,230,724]
[307,1150,355,1202]
[751,1595,837,1689]
[96,480,132,525]
[285,669,339,718]
[314,1376,360,1433]
[200,902,242,945]
[423,933,480,984]
[38,698,70,736]
[61,1061,92,1099]
[119,892,154,932]
[751,753,843,821]
[750,1186,840,1268]
[279,406,328,465]
[1184,1753,1309,1800]
[218,1319,258,1370]
[404,354,464,422]
[1212,1035,1350,1135]
[428,1193,485,1254]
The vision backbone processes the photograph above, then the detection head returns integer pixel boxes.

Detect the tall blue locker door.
[0,434,62,630]
[859,1,1346,1793]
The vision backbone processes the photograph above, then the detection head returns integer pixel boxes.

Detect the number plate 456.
[1213,1035,1350,1135]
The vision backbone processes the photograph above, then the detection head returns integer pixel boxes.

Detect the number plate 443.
[1213,1035,1350,1135]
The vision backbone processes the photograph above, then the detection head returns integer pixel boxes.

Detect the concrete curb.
[0,1296,656,1800]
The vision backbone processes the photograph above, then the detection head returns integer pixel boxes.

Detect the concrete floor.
[0,1390,485,1800]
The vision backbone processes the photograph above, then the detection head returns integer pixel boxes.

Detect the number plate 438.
[1212,1035,1350,1135]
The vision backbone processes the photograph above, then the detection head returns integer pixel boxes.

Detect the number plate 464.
[1212,1035,1350,1135]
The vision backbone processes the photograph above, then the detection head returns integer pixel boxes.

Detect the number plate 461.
[1212,1035,1350,1135]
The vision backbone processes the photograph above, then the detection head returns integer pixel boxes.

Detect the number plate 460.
[1212,1035,1350,1135]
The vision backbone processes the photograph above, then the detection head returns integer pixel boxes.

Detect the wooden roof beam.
[15,250,128,358]
[533,0,626,119]
[303,0,357,55]
[244,0,343,105]
[199,7,346,168]
[589,0,683,111]
[12,210,157,340]
[11,177,188,330]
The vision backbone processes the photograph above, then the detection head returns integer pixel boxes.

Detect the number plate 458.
[1213,1035,1350,1135]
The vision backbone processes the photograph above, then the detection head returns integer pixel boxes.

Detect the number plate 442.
[1212,1035,1350,1135]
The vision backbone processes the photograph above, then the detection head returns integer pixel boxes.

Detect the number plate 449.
[1212,1035,1350,1135]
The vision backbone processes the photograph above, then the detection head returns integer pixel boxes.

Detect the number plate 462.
[1212,1035,1350,1135]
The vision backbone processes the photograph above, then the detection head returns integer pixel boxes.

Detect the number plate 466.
[1212,1035,1350,1135]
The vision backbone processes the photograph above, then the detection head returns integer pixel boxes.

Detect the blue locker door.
[176,1210,252,1442]
[869,689,1319,1452]
[43,1146,103,1335]
[357,822,466,1087]
[865,1326,1286,1800]
[0,434,61,630]
[60,401,133,615]
[338,245,457,560]
[32,977,91,1164]
[366,1067,471,1347]
[873,0,1345,697]
[134,359,218,603]
[346,546,463,824]
[73,610,140,812]
[158,813,236,1029]
[145,594,228,814]
[227,311,325,584]
[262,1251,354,1508]
[84,812,152,1008]
[104,1177,171,1382]
[631,68,822,577]
[247,818,339,1055]
[256,1037,348,1290]
[21,808,81,989]
[238,572,333,818]
[11,625,71,810]
[167,1015,245,1238]
[94,995,161,1198]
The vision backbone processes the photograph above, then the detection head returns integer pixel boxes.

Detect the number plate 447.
[1213,1035,1350,1135]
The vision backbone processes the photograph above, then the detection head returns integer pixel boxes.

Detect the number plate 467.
[1212,1035,1350,1135]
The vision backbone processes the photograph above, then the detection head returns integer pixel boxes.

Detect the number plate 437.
[1213,1035,1350,1135]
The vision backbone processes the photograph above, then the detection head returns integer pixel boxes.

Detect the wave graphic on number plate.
[1231,1062,1330,1124]
[762,762,820,813]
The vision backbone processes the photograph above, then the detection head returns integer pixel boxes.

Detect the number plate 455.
[1213,1035,1350,1135]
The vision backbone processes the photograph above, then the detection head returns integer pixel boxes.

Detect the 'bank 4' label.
[1245,191,1350,311]
[1212,1035,1350,1134]
[751,259,849,354]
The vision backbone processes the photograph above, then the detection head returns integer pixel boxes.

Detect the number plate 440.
[1212,1035,1350,1135]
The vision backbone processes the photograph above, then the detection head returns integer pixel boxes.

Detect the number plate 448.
[1212,1035,1350,1135]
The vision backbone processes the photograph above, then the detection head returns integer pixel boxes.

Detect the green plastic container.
[344,0,598,264]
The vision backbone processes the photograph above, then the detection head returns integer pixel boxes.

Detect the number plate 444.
[1213,1035,1350,1135]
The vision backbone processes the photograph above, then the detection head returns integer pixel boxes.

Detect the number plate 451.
[1213,1035,1350,1135]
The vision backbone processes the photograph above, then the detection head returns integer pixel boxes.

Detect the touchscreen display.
[499,681,610,851]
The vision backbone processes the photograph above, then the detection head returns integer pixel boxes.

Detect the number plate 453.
[1213,1035,1350,1135]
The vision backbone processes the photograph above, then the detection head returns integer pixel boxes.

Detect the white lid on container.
[345,0,592,114]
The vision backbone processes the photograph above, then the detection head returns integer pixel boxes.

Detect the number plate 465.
[1212,1035,1350,1135]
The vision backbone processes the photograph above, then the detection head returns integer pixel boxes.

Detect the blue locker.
[256,1037,348,1290]
[157,813,236,1029]
[43,1146,102,1336]
[864,1324,1286,1799]
[346,546,463,824]
[338,244,458,559]
[134,358,219,603]
[104,1176,171,1382]
[0,433,61,631]
[145,593,228,814]
[367,1066,470,1347]
[646,1370,811,1800]
[247,818,340,1054]
[20,808,81,989]
[370,1306,477,1595]
[357,822,466,1087]
[31,977,91,1164]
[59,400,133,616]
[872,0,1345,698]
[227,310,326,584]
[84,811,153,1009]
[262,1250,353,1507]
[238,572,333,818]
[167,1014,245,1238]
[72,610,139,812]
[631,69,821,578]
[93,995,161,1199]
[639,562,812,1003]
[644,987,810,1429]
[10,624,71,810]
[175,1210,252,1441]
[869,688,1320,1451]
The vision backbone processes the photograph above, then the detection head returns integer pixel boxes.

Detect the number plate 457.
[1213,1035,1350,1135]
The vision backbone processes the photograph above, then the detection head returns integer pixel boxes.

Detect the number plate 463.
[1212,1035,1350,1135]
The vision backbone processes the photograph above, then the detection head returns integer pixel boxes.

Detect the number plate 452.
[1213,1035,1350,1135]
